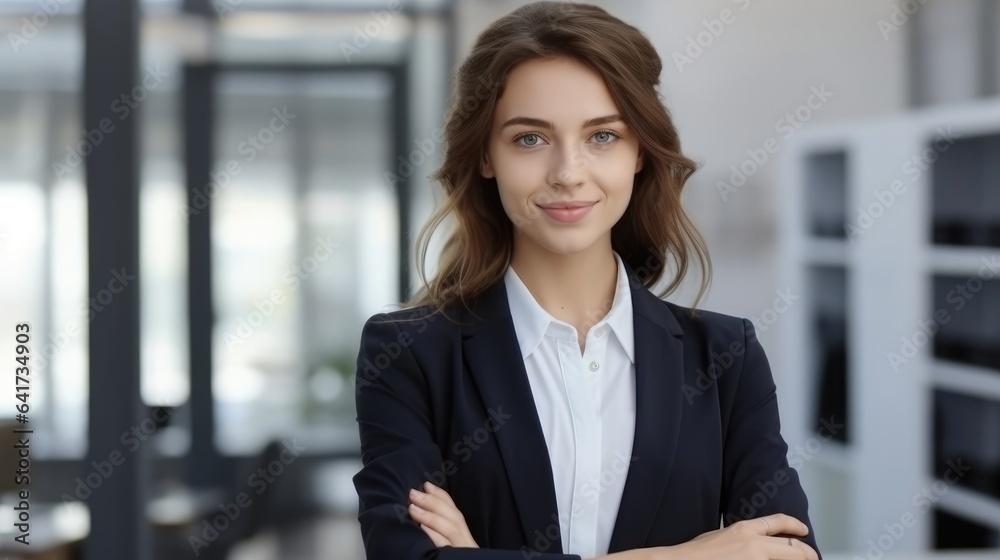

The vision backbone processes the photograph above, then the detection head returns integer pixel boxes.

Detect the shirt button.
[595,327,604,338]
[589,361,600,371]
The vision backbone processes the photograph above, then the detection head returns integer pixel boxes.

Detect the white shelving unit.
[780,98,1000,554]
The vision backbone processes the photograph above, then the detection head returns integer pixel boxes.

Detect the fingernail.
[410,503,423,512]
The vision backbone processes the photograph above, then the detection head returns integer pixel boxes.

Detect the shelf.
[808,265,849,444]
[928,246,1000,276]
[932,360,1000,402]
[938,485,1000,531]
[935,508,1000,549]
[932,389,1000,503]
[931,131,1000,248]
[805,150,848,239]
[785,101,1000,553]
[931,273,1000,372]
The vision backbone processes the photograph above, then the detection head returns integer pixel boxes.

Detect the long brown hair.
[395,1,710,324]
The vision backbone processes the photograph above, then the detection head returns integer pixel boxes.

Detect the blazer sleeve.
[719,318,822,559]
[352,313,585,560]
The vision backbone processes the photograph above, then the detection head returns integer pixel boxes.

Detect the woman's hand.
[407,481,480,549]
[662,513,818,560]
[584,514,817,560]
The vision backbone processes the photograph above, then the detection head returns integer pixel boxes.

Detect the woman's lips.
[537,202,596,223]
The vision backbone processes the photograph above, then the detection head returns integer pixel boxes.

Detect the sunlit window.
[211,71,397,455]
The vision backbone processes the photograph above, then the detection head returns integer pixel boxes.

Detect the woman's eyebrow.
[499,114,624,131]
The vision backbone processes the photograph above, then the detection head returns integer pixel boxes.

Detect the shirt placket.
[560,323,610,557]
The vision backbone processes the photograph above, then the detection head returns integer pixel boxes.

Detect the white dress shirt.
[503,250,636,558]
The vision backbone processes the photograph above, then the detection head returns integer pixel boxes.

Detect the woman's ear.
[634,149,645,174]
[481,153,495,179]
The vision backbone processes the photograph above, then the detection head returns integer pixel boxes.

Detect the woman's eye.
[514,130,619,148]
[592,130,619,144]
[516,133,541,147]
[593,130,621,145]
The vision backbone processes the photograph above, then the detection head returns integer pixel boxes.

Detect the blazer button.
[589,361,599,371]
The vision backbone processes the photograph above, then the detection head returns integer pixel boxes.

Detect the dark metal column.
[83,0,148,558]
[392,63,412,302]
[183,63,225,488]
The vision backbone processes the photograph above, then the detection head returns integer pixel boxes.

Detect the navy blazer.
[352,259,821,560]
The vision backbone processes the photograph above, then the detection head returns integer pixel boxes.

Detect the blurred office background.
[0,0,998,558]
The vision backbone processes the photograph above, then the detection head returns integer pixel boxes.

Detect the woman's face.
[481,55,644,257]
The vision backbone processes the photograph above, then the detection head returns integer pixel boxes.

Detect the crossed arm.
[353,314,821,560]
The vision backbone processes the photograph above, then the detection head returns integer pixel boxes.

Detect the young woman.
[352,3,821,559]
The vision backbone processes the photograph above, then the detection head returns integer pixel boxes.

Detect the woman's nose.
[549,146,588,187]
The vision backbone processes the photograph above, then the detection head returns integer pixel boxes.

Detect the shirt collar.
[504,250,635,364]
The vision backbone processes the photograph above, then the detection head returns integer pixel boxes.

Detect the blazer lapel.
[606,260,686,553]
[462,280,565,551]
[461,259,686,554]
